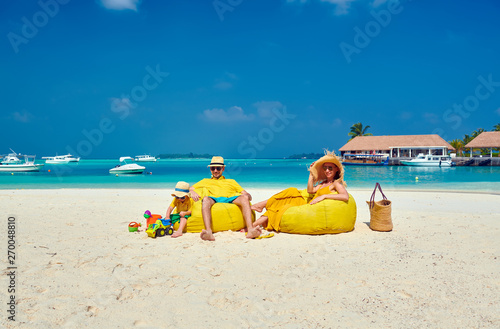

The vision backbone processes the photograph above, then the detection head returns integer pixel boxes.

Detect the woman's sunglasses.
[175,196,186,200]
[323,166,336,171]
[210,166,223,171]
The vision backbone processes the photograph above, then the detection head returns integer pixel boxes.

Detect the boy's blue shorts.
[208,196,239,203]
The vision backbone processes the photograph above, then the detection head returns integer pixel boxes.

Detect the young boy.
[166,181,193,238]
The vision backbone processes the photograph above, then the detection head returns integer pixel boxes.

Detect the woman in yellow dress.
[251,151,349,231]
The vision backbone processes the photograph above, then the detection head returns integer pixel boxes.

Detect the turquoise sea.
[1,159,499,192]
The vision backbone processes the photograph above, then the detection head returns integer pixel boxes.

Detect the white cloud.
[111,97,133,111]
[99,0,141,11]
[332,118,342,127]
[321,0,356,15]
[496,107,500,116]
[253,101,285,119]
[213,72,238,90]
[399,111,413,120]
[371,0,388,8]
[213,81,233,90]
[11,110,34,123]
[225,72,238,80]
[423,112,439,124]
[287,0,356,15]
[200,106,254,123]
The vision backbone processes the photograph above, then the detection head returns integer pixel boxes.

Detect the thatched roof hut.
[464,131,500,157]
[340,134,455,158]
[464,131,500,148]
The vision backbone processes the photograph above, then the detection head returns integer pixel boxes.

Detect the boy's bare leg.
[171,217,187,238]
[233,195,262,239]
[253,215,268,228]
[200,197,215,241]
[251,199,268,212]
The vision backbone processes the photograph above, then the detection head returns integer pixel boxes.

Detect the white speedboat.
[135,154,157,162]
[42,154,80,164]
[400,153,454,167]
[64,154,80,162]
[0,149,44,172]
[109,157,145,174]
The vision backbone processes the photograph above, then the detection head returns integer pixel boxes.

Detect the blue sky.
[1,0,499,158]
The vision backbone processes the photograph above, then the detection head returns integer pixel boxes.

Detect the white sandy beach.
[1,188,499,328]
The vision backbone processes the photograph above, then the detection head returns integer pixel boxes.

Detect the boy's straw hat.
[308,150,346,186]
[208,156,225,167]
[172,181,190,197]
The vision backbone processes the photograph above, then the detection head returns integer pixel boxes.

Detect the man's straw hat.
[208,156,225,167]
[171,181,190,197]
[308,150,346,186]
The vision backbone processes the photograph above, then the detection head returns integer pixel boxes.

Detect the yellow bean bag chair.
[279,194,357,235]
[173,188,255,233]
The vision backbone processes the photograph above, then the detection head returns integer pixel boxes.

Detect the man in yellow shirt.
[190,156,262,241]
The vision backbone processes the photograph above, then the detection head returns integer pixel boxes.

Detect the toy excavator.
[144,210,174,238]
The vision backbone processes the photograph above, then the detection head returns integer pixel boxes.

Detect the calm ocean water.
[1,159,499,192]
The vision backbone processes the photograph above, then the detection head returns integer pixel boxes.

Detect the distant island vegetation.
[157,153,213,159]
[156,152,327,159]
[288,153,325,159]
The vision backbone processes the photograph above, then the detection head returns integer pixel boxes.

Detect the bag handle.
[369,182,388,209]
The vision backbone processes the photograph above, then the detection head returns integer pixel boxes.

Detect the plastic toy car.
[146,218,174,238]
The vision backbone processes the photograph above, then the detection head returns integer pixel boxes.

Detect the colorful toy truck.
[146,217,174,238]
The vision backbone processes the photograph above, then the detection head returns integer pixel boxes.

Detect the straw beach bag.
[366,183,393,232]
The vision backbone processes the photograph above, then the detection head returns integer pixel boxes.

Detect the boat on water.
[0,149,44,172]
[342,154,389,166]
[134,154,157,162]
[109,157,146,174]
[400,153,454,167]
[42,154,81,164]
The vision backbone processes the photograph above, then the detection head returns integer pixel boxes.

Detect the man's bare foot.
[251,204,265,212]
[200,229,215,241]
[245,226,262,239]
[171,231,183,238]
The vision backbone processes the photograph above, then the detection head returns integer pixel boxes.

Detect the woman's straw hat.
[208,156,225,167]
[308,150,346,186]
[172,181,190,197]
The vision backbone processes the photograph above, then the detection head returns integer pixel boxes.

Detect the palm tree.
[494,124,500,156]
[449,139,464,156]
[462,134,473,145]
[473,128,487,155]
[348,122,373,140]
[472,128,485,138]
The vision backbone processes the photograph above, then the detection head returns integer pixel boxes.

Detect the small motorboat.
[0,149,44,172]
[134,154,157,162]
[42,154,80,164]
[109,157,145,174]
[63,154,80,162]
[400,153,454,167]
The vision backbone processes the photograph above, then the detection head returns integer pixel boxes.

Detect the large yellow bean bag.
[173,188,255,233]
[279,194,357,235]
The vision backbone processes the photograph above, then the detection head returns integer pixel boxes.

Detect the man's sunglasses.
[210,166,223,171]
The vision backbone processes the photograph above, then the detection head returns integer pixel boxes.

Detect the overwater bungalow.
[339,134,455,158]
[464,131,500,157]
